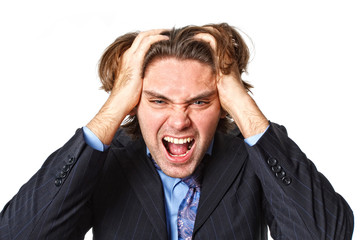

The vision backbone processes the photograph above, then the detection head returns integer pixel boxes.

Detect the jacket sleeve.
[0,128,108,239]
[245,122,354,240]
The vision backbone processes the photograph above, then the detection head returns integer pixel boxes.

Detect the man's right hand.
[86,30,168,145]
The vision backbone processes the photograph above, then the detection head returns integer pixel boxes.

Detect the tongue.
[167,142,189,156]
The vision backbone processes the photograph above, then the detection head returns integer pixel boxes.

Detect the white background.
[0,0,358,239]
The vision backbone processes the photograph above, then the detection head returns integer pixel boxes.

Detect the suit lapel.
[193,131,248,234]
[114,137,168,240]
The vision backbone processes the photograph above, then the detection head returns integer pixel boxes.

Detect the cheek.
[137,102,167,136]
[192,107,222,133]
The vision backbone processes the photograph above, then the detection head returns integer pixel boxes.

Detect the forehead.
[143,58,216,96]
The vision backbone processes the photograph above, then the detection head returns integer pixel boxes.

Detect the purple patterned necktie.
[177,167,203,240]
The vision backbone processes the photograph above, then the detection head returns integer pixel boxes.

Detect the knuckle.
[137,31,147,37]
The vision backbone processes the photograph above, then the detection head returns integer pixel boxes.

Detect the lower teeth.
[169,150,189,157]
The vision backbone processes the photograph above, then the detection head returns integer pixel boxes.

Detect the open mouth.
[162,136,195,157]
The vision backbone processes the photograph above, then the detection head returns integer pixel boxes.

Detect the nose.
[167,108,191,131]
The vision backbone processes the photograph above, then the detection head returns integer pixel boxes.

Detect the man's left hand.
[195,32,268,138]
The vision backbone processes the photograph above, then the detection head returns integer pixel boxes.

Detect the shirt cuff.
[83,126,110,152]
[244,125,270,146]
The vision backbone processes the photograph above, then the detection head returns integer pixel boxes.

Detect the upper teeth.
[163,136,193,144]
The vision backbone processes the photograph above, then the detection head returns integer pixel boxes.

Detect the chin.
[160,162,197,178]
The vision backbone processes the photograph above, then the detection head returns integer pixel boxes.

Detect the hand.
[111,29,169,115]
[195,32,268,138]
[87,30,168,144]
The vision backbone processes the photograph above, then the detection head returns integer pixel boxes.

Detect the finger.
[118,32,168,87]
[131,29,168,52]
[194,33,221,77]
[134,34,169,56]
[121,31,168,71]
[193,33,217,51]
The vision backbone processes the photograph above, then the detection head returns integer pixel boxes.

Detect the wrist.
[226,94,268,138]
[86,93,129,145]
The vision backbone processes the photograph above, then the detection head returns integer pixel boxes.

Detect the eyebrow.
[143,90,217,103]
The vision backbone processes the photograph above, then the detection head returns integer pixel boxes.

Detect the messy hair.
[98,23,252,138]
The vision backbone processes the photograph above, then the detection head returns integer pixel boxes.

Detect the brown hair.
[98,23,252,137]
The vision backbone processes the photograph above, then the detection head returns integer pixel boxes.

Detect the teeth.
[170,150,189,157]
[163,136,193,144]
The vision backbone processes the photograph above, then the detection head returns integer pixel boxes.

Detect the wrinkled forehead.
[143,58,217,98]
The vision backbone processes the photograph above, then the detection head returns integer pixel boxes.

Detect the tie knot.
[182,176,200,188]
[182,164,203,188]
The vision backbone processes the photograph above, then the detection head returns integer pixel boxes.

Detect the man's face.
[137,58,223,178]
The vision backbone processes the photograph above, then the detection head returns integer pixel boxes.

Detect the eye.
[151,100,165,104]
[193,100,207,105]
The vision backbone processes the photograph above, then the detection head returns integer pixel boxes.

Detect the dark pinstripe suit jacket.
[0,123,354,239]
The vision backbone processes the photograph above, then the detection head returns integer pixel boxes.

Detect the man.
[0,23,354,239]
